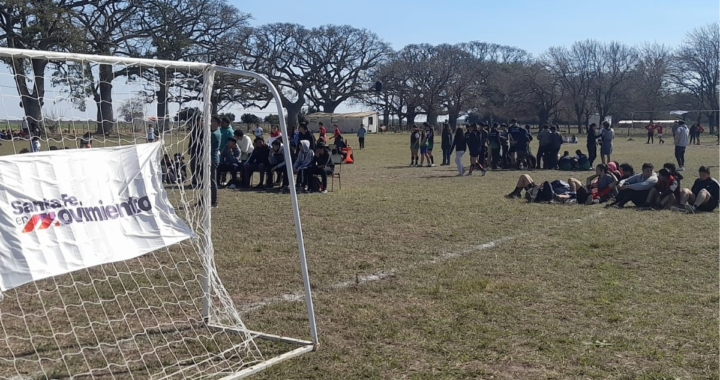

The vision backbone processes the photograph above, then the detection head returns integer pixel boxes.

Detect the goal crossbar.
[0,46,318,378]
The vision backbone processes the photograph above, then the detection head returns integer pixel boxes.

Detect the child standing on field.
[147,126,156,143]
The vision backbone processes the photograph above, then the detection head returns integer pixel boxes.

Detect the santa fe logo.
[11,194,153,233]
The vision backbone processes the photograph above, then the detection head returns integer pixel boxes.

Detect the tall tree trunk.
[285,102,302,128]
[426,111,438,127]
[448,110,459,129]
[95,64,115,135]
[156,67,169,132]
[406,111,417,126]
[11,58,47,134]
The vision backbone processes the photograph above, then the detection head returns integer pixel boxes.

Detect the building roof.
[306,111,377,119]
[618,120,678,124]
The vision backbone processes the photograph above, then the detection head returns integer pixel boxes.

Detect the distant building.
[305,111,378,134]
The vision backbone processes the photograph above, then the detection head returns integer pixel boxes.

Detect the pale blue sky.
[235,0,719,56]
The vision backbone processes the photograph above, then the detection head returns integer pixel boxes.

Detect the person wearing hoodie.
[293,140,314,191]
[218,137,241,188]
[607,163,658,208]
[266,139,289,191]
[673,120,689,171]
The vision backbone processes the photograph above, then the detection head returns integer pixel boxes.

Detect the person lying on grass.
[672,166,719,214]
[606,163,658,209]
[505,174,573,203]
[563,164,618,205]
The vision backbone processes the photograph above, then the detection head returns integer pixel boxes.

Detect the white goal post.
[0,47,317,379]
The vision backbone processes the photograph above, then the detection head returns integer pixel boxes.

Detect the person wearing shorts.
[419,129,430,166]
[600,121,614,164]
[655,124,664,144]
[410,125,420,166]
[423,123,435,166]
[674,166,720,213]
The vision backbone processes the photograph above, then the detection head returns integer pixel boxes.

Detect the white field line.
[237,211,603,314]
[238,236,514,314]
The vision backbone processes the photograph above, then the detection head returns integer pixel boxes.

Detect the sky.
[235,0,719,57]
[0,0,718,123]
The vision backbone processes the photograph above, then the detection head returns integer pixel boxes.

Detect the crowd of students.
[182,116,356,207]
[505,161,719,214]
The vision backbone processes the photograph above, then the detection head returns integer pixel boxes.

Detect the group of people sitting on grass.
[505,162,719,213]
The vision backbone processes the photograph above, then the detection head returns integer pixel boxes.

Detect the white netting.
[0,50,285,379]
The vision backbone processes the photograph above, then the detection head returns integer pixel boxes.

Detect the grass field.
[0,133,718,379]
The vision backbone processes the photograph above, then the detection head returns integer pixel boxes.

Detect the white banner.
[0,143,194,291]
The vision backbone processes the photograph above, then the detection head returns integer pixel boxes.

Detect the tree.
[0,0,83,133]
[264,114,280,124]
[241,23,313,127]
[304,25,390,113]
[669,23,720,133]
[218,112,235,122]
[590,41,638,121]
[69,0,149,134]
[544,41,598,133]
[240,113,260,129]
[118,98,145,122]
[629,43,671,119]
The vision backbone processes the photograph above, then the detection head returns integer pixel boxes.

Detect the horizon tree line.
[0,0,717,135]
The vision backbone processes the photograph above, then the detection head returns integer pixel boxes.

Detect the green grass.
[0,132,717,379]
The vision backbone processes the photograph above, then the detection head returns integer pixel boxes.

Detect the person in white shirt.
[21,117,29,137]
[599,121,614,164]
[147,126,155,143]
[30,136,41,152]
[253,125,263,139]
[673,121,689,171]
[234,129,254,161]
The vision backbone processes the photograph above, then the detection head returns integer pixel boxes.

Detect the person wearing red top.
[645,121,656,144]
[639,168,678,210]
[318,122,327,143]
[654,124,665,144]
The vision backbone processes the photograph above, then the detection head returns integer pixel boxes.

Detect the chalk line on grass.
[237,211,604,314]
[238,236,514,313]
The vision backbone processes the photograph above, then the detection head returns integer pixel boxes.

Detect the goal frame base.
[208,322,316,380]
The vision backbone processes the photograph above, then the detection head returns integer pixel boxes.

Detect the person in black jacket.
[453,126,467,176]
[298,122,316,150]
[587,123,599,167]
[440,123,453,165]
[266,139,289,190]
[675,166,720,213]
[241,138,270,189]
[488,124,501,169]
[309,142,334,193]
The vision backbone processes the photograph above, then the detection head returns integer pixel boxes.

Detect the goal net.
[0,48,317,379]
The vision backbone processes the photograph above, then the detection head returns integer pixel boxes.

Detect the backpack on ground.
[308,176,324,193]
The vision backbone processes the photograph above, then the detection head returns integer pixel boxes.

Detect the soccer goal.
[0,47,317,379]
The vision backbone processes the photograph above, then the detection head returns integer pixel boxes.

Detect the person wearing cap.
[218,137,241,188]
[674,166,719,213]
[673,120,689,171]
